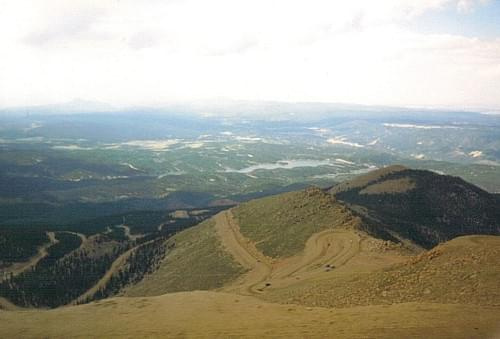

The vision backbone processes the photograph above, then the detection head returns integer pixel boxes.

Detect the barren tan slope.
[1,291,499,339]
[0,297,21,311]
[264,235,500,308]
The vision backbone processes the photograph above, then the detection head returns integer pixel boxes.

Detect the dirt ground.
[1,291,499,338]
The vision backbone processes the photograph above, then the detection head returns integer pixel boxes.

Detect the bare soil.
[1,291,499,338]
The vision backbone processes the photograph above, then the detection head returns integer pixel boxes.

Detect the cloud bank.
[0,0,498,110]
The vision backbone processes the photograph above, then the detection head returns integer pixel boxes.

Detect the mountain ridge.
[330,165,500,248]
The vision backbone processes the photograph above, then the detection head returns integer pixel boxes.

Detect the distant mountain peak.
[330,166,500,248]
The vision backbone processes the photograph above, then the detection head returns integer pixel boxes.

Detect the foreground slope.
[1,235,498,338]
[1,291,499,339]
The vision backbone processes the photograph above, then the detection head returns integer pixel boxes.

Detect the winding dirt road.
[73,238,156,305]
[271,229,360,286]
[215,210,361,295]
[64,231,87,243]
[215,212,272,295]
[116,225,143,241]
[0,232,58,282]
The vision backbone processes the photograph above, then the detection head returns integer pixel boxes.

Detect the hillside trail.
[58,231,88,248]
[214,211,272,295]
[215,210,362,295]
[269,229,360,288]
[64,231,87,243]
[0,231,58,282]
[117,225,143,241]
[72,238,156,305]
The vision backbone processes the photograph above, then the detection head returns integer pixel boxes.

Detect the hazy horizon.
[2,96,500,115]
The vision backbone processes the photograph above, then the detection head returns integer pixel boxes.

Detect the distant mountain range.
[2,99,496,121]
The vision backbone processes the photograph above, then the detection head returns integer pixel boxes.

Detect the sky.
[0,0,499,110]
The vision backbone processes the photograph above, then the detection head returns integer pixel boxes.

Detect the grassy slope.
[233,188,360,258]
[122,219,246,296]
[329,165,408,194]
[359,177,416,195]
[263,235,500,308]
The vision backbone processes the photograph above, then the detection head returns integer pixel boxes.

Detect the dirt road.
[73,239,156,304]
[270,229,360,287]
[0,232,58,282]
[117,225,143,241]
[214,211,272,294]
[64,231,87,243]
[215,210,361,295]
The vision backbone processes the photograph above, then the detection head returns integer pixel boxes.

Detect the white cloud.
[0,0,498,109]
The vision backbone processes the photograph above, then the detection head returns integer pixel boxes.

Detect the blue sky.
[0,0,499,111]
[411,1,500,38]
